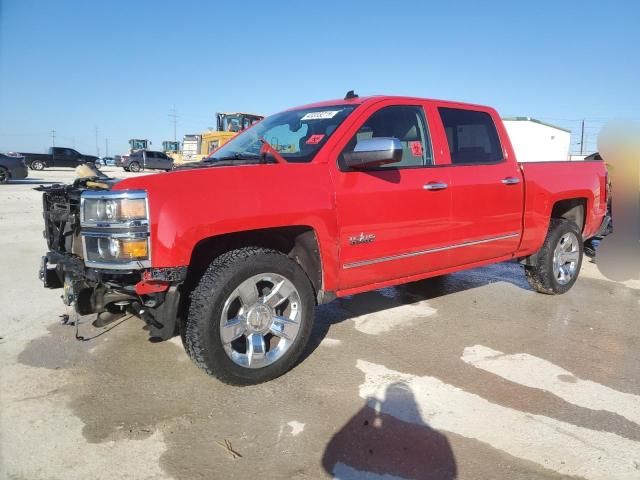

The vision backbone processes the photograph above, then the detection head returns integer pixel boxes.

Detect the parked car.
[0,153,28,183]
[38,93,608,385]
[97,157,116,167]
[18,147,99,170]
[122,150,173,172]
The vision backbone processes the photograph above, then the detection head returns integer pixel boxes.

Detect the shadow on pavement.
[304,262,531,362]
[322,381,457,479]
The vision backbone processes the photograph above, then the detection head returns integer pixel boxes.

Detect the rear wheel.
[128,161,141,172]
[525,218,583,294]
[30,160,45,170]
[185,247,314,385]
[0,167,9,184]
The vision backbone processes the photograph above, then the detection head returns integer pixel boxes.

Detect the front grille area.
[41,185,82,254]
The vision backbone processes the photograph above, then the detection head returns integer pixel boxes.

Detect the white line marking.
[320,338,342,348]
[357,359,640,480]
[287,421,304,436]
[353,302,436,335]
[462,345,640,426]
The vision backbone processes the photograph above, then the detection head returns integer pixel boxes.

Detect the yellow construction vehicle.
[177,113,263,163]
[200,112,263,159]
[162,140,182,163]
[128,139,150,154]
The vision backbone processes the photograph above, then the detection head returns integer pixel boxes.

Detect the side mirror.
[343,137,403,169]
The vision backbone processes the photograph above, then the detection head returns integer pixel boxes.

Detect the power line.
[94,125,100,157]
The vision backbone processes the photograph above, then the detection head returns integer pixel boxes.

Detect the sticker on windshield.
[301,110,341,121]
[306,134,325,145]
[410,141,423,157]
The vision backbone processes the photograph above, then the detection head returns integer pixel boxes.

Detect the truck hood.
[110,162,334,268]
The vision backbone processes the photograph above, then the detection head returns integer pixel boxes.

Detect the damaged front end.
[37,178,184,340]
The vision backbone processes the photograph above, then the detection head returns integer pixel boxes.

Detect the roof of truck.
[289,95,494,111]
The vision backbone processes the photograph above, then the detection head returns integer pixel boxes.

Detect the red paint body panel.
[112,96,607,297]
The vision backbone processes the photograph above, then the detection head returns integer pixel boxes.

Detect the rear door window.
[438,108,503,165]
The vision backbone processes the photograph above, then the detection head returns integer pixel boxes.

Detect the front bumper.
[40,251,186,340]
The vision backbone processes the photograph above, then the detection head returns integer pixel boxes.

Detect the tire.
[185,247,315,385]
[128,162,141,172]
[30,160,45,170]
[0,167,9,184]
[525,218,583,294]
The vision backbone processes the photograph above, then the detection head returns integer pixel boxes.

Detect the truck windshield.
[205,105,357,163]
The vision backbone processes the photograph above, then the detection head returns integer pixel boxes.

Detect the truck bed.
[519,159,607,254]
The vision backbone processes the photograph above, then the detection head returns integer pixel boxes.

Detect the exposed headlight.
[82,193,147,224]
[80,190,150,269]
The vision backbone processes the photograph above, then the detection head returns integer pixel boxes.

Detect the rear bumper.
[40,251,186,340]
[592,214,612,239]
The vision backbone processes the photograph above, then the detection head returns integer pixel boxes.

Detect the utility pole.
[105,138,109,157]
[169,105,178,141]
[95,125,100,157]
[579,119,585,155]
[50,129,56,147]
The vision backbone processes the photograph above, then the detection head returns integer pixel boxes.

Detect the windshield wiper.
[205,153,261,162]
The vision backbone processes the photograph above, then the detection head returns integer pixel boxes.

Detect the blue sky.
[1,0,638,155]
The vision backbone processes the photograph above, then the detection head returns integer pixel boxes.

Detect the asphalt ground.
[1,167,639,480]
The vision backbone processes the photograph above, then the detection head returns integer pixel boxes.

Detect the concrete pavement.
[1,168,639,480]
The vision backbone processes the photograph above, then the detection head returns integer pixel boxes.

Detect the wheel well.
[184,226,323,302]
[551,198,586,233]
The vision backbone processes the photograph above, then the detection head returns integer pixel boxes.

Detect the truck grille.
[41,186,82,254]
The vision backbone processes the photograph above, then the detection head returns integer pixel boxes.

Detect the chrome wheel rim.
[130,163,140,172]
[220,273,301,369]
[0,169,7,183]
[32,161,44,170]
[553,232,580,285]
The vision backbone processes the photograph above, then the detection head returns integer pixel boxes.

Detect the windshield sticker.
[305,134,325,145]
[410,141,423,157]
[301,110,341,121]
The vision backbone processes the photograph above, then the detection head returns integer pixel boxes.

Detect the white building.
[502,117,571,162]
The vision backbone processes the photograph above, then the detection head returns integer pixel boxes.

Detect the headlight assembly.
[81,191,147,225]
[80,190,151,269]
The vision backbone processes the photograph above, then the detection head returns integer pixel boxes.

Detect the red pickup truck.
[39,94,608,384]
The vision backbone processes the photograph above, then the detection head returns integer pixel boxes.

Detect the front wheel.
[30,160,45,170]
[525,218,583,294]
[185,247,315,385]
[128,161,141,172]
[0,167,9,184]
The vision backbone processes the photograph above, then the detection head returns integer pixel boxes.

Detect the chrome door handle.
[501,177,521,185]
[423,182,448,191]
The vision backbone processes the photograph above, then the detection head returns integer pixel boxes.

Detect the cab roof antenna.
[344,90,359,100]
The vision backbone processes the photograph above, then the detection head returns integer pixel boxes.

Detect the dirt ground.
[1,168,639,480]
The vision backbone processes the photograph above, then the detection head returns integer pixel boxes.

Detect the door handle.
[501,177,521,185]
[423,182,448,191]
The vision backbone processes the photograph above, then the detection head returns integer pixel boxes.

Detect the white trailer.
[503,117,571,162]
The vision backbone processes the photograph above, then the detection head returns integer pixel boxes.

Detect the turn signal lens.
[121,239,148,259]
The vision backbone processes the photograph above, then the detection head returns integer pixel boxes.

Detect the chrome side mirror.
[343,137,403,169]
